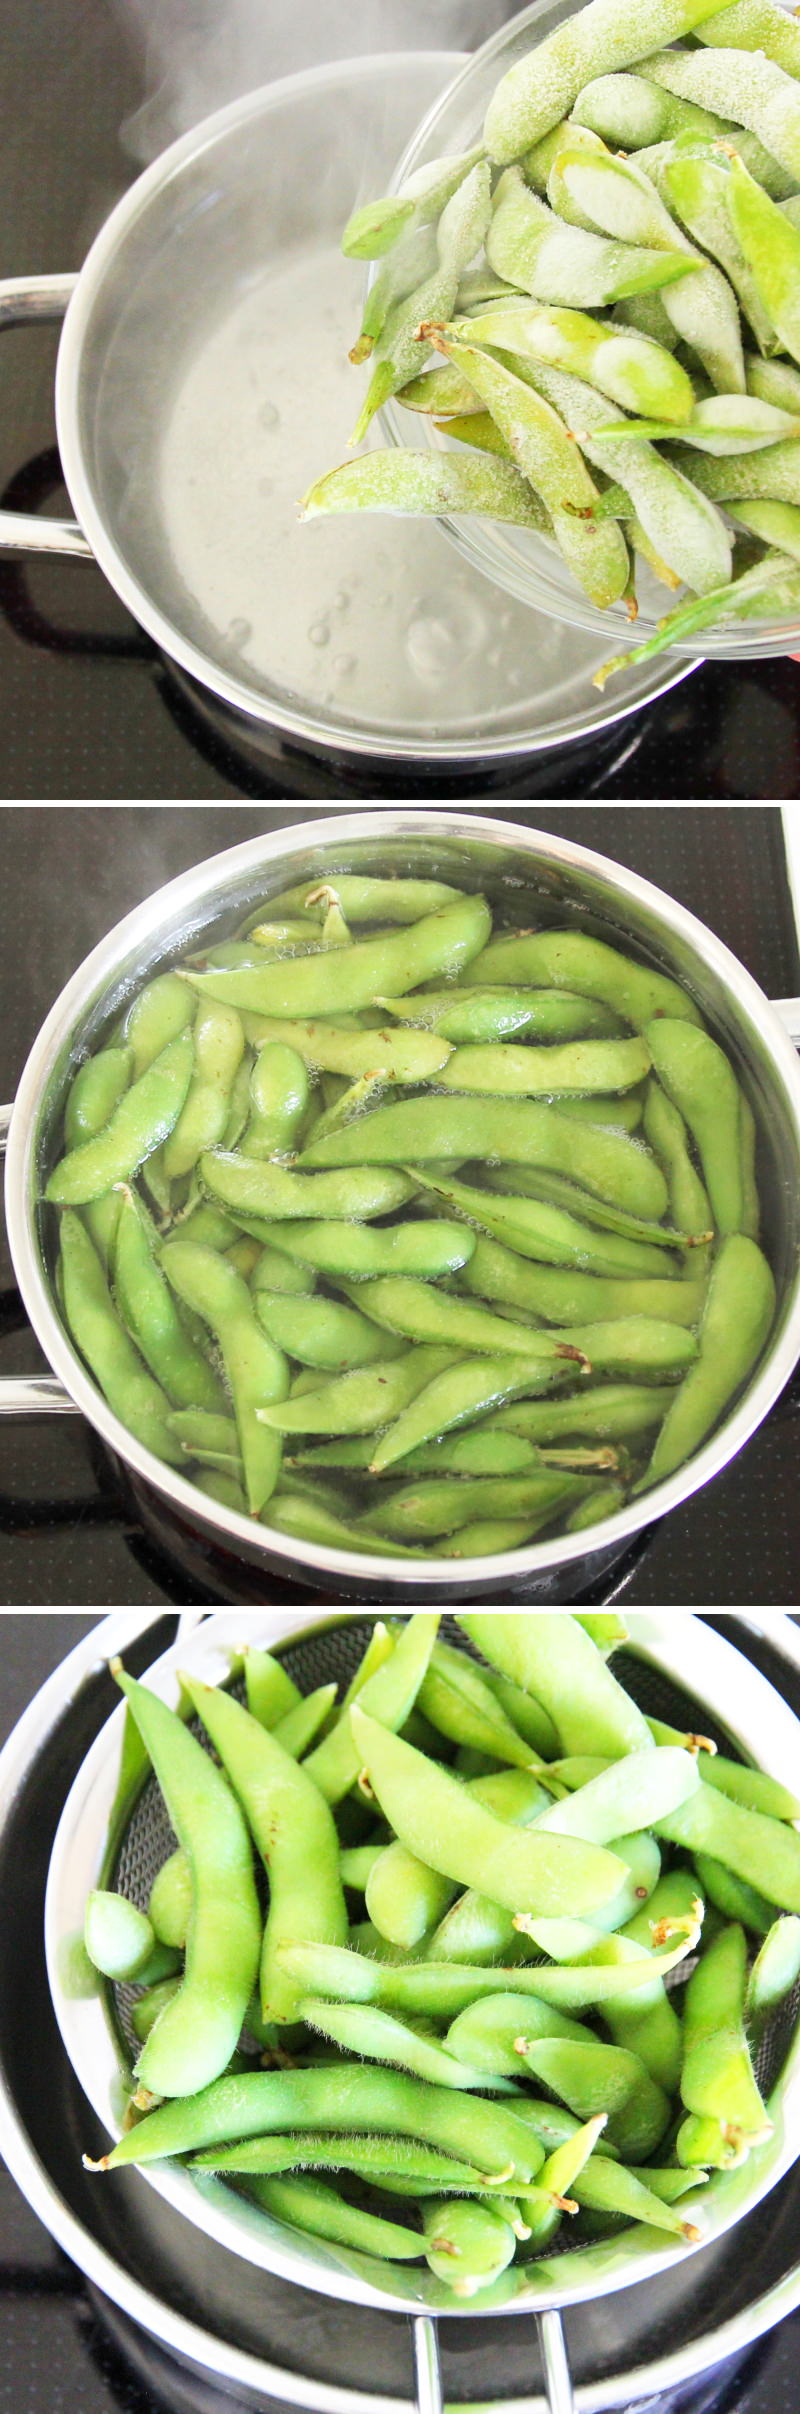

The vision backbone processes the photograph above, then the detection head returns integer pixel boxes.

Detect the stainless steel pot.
[5,1610,800,2414]
[3,809,800,1603]
[0,56,696,773]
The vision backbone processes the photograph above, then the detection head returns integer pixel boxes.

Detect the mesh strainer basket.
[44,1612,800,2414]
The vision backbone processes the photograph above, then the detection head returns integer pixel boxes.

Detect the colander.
[44,1611,800,2414]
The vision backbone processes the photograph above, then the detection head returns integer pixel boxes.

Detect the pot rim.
[51,52,694,765]
[5,1610,800,2413]
[6,807,800,1593]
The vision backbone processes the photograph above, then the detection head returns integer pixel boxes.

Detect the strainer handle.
[412,2315,443,2414]
[771,998,800,1046]
[538,2310,575,2414]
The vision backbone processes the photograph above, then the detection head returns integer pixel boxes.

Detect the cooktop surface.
[2,0,800,800]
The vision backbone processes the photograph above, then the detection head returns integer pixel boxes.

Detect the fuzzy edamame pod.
[276,1928,702,2015]
[348,1704,626,1919]
[746,1916,800,2031]
[84,1890,156,1980]
[679,1920,772,2140]
[482,0,739,162]
[456,1612,653,1759]
[121,973,196,1075]
[643,1232,775,1485]
[301,1612,440,1805]
[366,1768,550,1949]
[523,2036,672,2159]
[513,354,734,594]
[571,2157,703,2239]
[572,68,735,145]
[256,1348,453,1440]
[47,1034,195,1205]
[655,1777,800,1913]
[297,1997,494,2091]
[94,2063,545,2182]
[148,1848,192,1949]
[351,161,494,442]
[246,2172,423,2262]
[723,153,800,370]
[551,144,745,391]
[112,1669,261,2096]
[160,1241,288,1514]
[180,1677,347,2024]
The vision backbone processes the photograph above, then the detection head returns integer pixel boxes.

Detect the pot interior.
[56,60,692,760]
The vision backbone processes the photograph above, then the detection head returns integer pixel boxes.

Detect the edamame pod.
[96,2063,545,2182]
[456,1614,653,1757]
[462,1231,705,1327]
[643,1232,775,1483]
[181,1677,347,2024]
[47,1034,195,1205]
[160,1241,288,1514]
[483,0,739,162]
[200,1154,417,1223]
[59,1212,183,1467]
[113,1669,261,2096]
[300,1097,669,1220]
[181,895,491,1018]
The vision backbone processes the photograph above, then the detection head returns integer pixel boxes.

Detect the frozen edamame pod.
[656,149,779,361]
[696,0,800,71]
[299,444,555,531]
[485,169,697,305]
[594,550,800,683]
[572,69,735,146]
[112,1668,261,2096]
[640,46,800,181]
[599,395,800,452]
[351,162,494,441]
[724,152,800,369]
[180,1677,347,2024]
[461,298,694,424]
[515,354,734,594]
[548,146,744,392]
[482,0,740,162]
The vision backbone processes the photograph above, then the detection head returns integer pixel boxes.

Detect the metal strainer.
[44,1613,800,2414]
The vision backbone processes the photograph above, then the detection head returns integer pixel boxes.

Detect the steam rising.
[112,0,511,161]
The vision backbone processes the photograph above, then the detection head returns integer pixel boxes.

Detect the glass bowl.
[380,0,800,662]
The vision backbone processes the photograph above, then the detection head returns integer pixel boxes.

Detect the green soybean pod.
[366,1767,550,1950]
[643,1233,775,1486]
[58,1211,183,1467]
[256,1347,454,1439]
[300,1096,669,1222]
[64,1045,134,1267]
[130,1976,182,2045]
[254,876,465,923]
[297,1997,492,2091]
[148,1848,192,1949]
[113,1669,261,2096]
[463,1232,705,1328]
[408,1168,673,1277]
[97,2063,545,2182]
[113,1188,227,1413]
[642,1082,714,1244]
[122,974,196,1076]
[349,1705,625,1920]
[745,1916,800,2031]
[680,1920,771,2141]
[84,1891,156,1980]
[160,1241,288,1515]
[245,2173,424,2262]
[162,1004,245,1179]
[180,894,491,1018]
[482,0,741,162]
[181,1676,347,2024]
[416,1639,553,1767]
[458,928,704,1031]
[644,1019,745,1236]
[456,1613,654,1759]
[490,1383,675,1446]
[302,1612,440,1805]
[445,1991,595,2077]
[253,1287,407,1372]
[47,1035,195,1205]
[655,1779,800,1914]
[692,1852,775,1934]
[571,2159,702,2240]
[421,2197,517,2295]
[241,1043,310,1160]
[438,1035,651,1095]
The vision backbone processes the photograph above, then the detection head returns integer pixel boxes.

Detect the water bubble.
[404,589,488,686]
[224,617,253,650]
[333,653,357,677]
[258,400,281,431]
[308,618,331,648]
[333,589,350,614]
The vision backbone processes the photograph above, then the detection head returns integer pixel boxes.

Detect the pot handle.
[772,998,800,1047]
[0,1102,78,1416]
[412,2316,442,2414]
[0,277,93,558]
